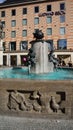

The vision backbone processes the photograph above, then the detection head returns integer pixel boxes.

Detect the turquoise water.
[0,67,73,80]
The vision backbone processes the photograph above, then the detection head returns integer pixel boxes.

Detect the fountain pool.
[0,67,73,80]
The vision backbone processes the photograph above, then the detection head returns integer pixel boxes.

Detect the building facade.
[0,0,73,66]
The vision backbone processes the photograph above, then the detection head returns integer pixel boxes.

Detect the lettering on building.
[39,11,65,17]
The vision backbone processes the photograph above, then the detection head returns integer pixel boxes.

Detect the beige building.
[0,0,73,66]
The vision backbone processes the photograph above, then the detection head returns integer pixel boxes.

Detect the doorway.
[3,55,7,66]
[10,55,17,66]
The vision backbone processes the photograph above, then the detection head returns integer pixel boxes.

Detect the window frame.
[11,9,16,16]
[60,27,65,35]
[47,5,52,12]
[34,6,39,13]
[22,30,27,37]
[1,21,5,28]
[20,41,28,50]
[60,3,65,10]
[23,8,27,15]
[60,15,65,23]
[1,11,5,17]
[2,32,5,38]
[47,28,52,35]
[47,16,52,24]
[11,31,16,38]
[22,19,27,26]
[57,39,67,50]
[10,42,16,51]
[34,17,39,25]
[11,20,16,27]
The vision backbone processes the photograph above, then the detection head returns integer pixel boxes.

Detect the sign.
[38,10,65,17]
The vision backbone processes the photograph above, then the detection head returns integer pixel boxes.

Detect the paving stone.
[0,116,73,130]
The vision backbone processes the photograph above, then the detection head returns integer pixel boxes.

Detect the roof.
[1,0,37,5]
[0,0,64,8]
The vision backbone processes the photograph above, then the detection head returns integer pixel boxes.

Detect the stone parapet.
[0,79,73,119]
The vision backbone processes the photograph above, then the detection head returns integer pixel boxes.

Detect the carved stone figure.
[50,96,60,112]
[7,90,33,111]
[27,48,36,67]
[38,93,51,113]
[7,91,18,110]
[32,102,41,112]
[48,50,59,68]
[7,90,27,111]
[24,99,33,111]
[30,91,51,113]
[30,91,41,112]
[30,91,40,99]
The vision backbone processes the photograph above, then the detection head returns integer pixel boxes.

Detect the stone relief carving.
[7,90,33,111]
[7,90,65,114]
[50,96,61,112]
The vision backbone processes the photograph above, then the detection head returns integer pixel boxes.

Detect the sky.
[0,0,6,3]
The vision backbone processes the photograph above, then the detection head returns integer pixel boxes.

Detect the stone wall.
[0,79,73,119]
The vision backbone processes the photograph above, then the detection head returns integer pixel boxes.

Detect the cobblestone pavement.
[0,116,73,130]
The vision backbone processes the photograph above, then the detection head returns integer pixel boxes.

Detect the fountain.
[0,30,72,80]
[27,29,57,74]
[0,29,73,127]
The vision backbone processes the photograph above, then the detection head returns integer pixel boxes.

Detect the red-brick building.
[0,0,73,66]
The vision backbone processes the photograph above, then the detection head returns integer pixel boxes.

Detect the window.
[34,17,39,25]
[60,27,65,35]
[57,39,67,49]
[11,20,16,27]
[11,9,16,16]
[47,28,52,35]
[22,19,27,26]
[47,16,52,23]
[47,5,51,12]
[22,30,27,37]
[1,21,5,28]
[34,6,39,13]
[20,41,28,50]
[60,15,65,23]
[11,31,16,38]
[60,3,65,10]
[3,42,6,51]
[2,32,5,38]
[46,40,53,50]
[10,42,16,51]
[23,8,27,15]
[1,11,5,17]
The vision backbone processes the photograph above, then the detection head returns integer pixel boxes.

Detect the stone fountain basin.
[0,79,73,119]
